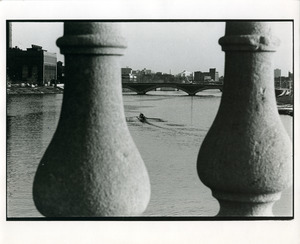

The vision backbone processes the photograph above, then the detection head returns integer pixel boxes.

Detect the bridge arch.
[122,83,193,95]
[192,87,223,95]
[122,83,223,96]
[141,84,193,95]
[122,85,142,94]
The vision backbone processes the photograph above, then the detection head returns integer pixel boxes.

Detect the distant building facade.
[121,67,137,82]
[274,69,293,90]
[140,68,152,75]
[274,68,281,78]
[121,66,222,84]
[7,44,57,86]
[194,68,219,83]
[177,70,194,83]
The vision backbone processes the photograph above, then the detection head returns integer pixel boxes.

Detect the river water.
[6,90,293,218]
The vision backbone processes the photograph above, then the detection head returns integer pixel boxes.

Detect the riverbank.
[7,86,64,95]
[276,94,293,116]
[6,86,293,116]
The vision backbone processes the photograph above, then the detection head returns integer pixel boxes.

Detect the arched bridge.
[122,82,223,96]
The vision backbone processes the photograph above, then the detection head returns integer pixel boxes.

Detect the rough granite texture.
[33,23,151,217]
[197,22,292,217]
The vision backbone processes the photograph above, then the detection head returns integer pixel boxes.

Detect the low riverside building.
[7,44,57,86]
[274,76,293,90]
[274,69,293,90]
[194,68,219,84]
[177,70,194,83]
[121,67,136,82]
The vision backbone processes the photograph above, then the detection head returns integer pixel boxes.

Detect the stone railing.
[32,21,292,217]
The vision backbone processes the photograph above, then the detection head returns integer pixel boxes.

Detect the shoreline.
[7,86,293,116]
[7,86,64,95]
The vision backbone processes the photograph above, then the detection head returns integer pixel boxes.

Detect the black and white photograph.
[1,1,299,244]
[6,20,294,219]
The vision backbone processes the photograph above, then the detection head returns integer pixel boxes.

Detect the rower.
[139,113,146,122]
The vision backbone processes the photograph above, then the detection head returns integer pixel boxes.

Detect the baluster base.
[213,191,281,217]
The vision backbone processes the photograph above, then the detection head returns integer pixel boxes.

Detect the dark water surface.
[6,91,293,217]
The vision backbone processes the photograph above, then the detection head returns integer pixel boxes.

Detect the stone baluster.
[33,22,151,217]
[197,22,292,216]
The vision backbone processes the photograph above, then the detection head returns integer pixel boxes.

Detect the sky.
[10,21,293,77]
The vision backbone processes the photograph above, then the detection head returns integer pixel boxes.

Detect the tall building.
[194,68,219,83]
[209,68,219,82]
[274,69,281,78]
[7,44,57,86]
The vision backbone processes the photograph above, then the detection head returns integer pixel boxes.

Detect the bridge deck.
[122,82,223,95]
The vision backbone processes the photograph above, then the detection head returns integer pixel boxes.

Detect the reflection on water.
[6,90,293,217]
[7,94,63,217]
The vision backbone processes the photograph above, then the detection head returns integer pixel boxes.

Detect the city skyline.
[10,21,293,77]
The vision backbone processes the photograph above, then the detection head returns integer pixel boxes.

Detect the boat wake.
[126,113,170,129]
